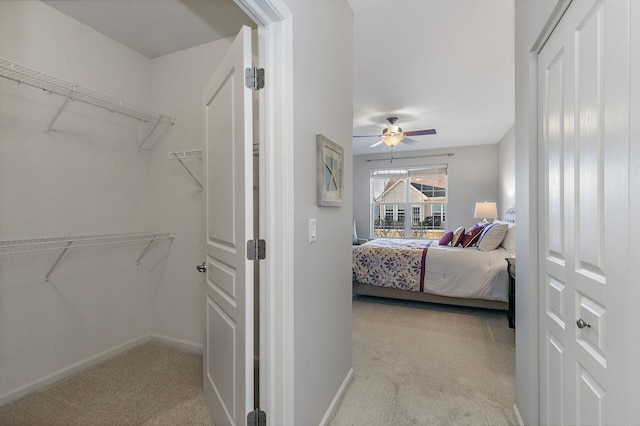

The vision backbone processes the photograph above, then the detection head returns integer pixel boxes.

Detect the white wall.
[0,1,159,402]
[353,144,499,240]
[514,1,560,425]
[147,37,233,348]
[1,1,355,422]
[282,0,354,423]
[498,124,515,217]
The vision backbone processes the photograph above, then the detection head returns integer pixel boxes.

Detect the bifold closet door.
[537,0,631,424]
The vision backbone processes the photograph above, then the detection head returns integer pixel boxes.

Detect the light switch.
[309,218,316,243]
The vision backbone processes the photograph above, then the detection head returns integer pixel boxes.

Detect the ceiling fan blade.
[368,140,384,148]
[402,137,420,145]
[353,134,382,138]
[404,129,437,136]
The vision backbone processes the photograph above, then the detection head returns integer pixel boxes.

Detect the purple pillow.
[452,226,466,247]
[439,231,454,246]
[462,224,485,248]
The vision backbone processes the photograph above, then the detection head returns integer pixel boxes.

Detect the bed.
[352,209,516,311]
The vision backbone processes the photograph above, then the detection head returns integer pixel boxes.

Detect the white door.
[538,0,631,424]
[203,26,254,426]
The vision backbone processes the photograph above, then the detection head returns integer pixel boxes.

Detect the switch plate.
[309,218,316,243]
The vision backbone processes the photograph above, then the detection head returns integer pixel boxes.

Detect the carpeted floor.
[0,342,213,425]
[0,296,515,425]
[330,295,516,425]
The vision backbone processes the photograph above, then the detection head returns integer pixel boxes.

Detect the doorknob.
[576,318,591,329]
[196,262,207,273]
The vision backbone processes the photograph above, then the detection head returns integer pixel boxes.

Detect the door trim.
[235,1,295,424]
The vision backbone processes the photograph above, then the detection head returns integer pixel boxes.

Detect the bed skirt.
[352,281,508,311]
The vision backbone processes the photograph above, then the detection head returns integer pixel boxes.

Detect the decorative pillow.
[452,226,466,247]
[500,223,516,253]
[477,222,496,244]
[478,222,509,251]
[462,224,485,248]
[439,231,454,246]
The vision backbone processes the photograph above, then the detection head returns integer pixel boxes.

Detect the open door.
[202,26,254,425]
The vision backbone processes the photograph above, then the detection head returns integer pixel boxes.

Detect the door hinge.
[247,409,266,426]
[245,67,265,90]
[247,239,266,260]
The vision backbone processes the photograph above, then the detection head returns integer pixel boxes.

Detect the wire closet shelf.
[0,232,175,281]
[0,57,175,150]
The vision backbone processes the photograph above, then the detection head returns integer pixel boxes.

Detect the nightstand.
[506,257,516,328]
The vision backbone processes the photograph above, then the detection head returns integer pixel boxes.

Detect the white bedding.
[422,244,510,302]
[352,238,510,302]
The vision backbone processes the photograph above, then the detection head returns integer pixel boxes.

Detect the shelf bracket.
[177,157,203,189]
[136,234,157,265]
[45,87,76,133]
[45,240,73,282]
[168,151,203,189]
[138,116,164,151]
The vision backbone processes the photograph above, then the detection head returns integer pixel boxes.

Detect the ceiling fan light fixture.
[382,133,404,147]
[382,124,404,147]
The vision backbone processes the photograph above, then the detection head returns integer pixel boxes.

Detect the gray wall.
[498,124,515,217]
[353,144,499,240]
[282,0,354,423]
[514,1,560,424]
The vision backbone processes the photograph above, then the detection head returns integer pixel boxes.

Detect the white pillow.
[500,223,516,254]
[478,222,508,251]
[352,221,358,244]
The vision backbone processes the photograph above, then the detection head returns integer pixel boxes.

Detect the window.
[371,166,447,239]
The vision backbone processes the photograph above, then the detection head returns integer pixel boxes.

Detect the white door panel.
[203,26,253,426]
[538,0,630,424]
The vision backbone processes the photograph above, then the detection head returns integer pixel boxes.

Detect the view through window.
[371,166,447,239]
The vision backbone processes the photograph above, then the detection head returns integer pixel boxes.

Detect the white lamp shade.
[474,202,498,220]
[382,134,403,147]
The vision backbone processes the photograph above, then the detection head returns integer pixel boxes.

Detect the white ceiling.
[348,0,514,155]
[41,0,514,156]
[42,0,256,59]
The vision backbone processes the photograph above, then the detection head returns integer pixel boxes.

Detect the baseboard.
[513,403,524,426]
[319,368,354,426]
[0,334,150,407]
[149,333,203,353]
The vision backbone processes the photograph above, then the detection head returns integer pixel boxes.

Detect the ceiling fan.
[353,117,437,148]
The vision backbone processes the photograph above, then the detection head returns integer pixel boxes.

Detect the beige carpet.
[330,295,516,426]
[0,342,213,425]
[1,297,514,425]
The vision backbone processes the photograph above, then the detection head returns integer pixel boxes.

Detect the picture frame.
[316,134,343,207]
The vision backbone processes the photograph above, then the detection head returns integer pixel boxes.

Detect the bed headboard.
[503,208,516,224]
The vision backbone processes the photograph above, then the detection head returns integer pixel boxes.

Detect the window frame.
[370,166,448,239]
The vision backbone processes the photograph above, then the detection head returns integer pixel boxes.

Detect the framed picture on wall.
[317,134,343,207]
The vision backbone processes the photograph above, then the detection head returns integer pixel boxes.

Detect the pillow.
[452,226,466,247]
[500,223,516,253]
[462,224,485,248]
[478,222,509,251]
[352,221,358,245]
[439,231,454,246]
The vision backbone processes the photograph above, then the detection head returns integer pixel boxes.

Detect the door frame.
[234,1,295,424]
